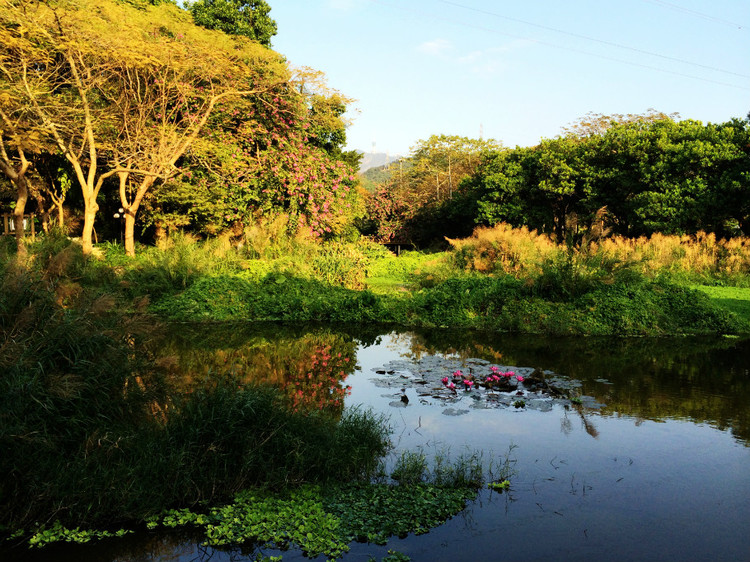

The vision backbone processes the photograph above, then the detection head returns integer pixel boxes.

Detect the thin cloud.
[454,40,535,74]
[417,38,453,56]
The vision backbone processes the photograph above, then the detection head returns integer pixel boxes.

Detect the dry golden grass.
[451,223,750,279]
[447,223,556,276]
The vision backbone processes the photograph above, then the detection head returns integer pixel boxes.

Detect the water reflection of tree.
[395,329,750,445]
[148,327,357,416]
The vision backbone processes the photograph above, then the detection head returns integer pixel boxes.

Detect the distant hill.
[358,152,403,173]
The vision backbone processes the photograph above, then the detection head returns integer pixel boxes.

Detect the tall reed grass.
[447,223,556,277]
[450,223,750,285]
[112,228,370,294]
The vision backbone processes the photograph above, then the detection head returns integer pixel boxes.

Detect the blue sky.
[270,0,750,156]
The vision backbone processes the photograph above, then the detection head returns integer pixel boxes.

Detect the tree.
[36,158,72,231]
[0,10,53,257]
[470,114,750,240]
[0,0,288,256]
[0,128,33,257]
[361,135,501,245]
[407,135,501,202]
[143,67,362,240]
[560,109,680,138]
[188,0,277,46]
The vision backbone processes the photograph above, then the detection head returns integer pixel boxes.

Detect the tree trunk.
[13,179,28,258]
[33,191,50,234]
[124,210,136,257]
[80,199,98,255]
[154,220,167,245]
[120,175,155,257]
[0,144,31,257]
[55,201,64,230]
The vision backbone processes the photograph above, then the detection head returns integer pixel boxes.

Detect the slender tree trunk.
[13,178,28,259]
[120,175,156,257]
[154,220,167,245]
[80,198,98,255]
[56,201,64,229]
[124,210,136,257]
[0,140,31,257]
[48,189,66,231]
[33,191,50,234]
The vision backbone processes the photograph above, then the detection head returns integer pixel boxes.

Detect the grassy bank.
[4,227,749,336]
[140,244,748,336]
[692,285,750,324]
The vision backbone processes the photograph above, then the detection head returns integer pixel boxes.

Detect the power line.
[641,0,747,30]
[368,0,750,91]
[435,0,750,79]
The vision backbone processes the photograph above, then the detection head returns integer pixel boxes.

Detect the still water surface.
[9,326,750,562]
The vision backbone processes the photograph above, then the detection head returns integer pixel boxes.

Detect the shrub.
[447,223,557,276]
[311,242,369,289]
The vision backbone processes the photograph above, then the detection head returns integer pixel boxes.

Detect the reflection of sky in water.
[11,331,748,562]
[345,332,750,562]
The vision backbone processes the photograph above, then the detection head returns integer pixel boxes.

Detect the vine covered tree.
[146,68,362,240]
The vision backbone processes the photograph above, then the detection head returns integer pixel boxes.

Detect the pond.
[6,325,750,562]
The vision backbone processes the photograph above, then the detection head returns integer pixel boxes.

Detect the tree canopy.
[468,115,750,242]
[360,135,501,245]
[188,0,277,46]
[0,0,310,255]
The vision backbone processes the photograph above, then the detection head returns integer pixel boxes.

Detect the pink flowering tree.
[145,74,361,239]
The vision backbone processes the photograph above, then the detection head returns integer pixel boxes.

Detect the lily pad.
[371,355,603,412]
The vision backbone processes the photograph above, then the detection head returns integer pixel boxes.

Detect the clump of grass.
[118,231,246,298]
[448,223,556,276]
[242,214,296,259]
[311,241,370,289]
[390,451,429,485]
[366,249,454,290]
[152,273,388,324]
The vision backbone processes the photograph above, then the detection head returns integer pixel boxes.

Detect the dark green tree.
[189,0,277,46]
[470,114,750,240]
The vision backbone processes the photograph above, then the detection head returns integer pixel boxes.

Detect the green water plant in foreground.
[137,447,507,559]
[17,447,511,559]
[27,522,133,548]
[142,482,478,560]
[14,481,479,559]
[488,480,511,492]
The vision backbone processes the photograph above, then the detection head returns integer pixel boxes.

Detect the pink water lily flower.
[516,375,525,383]
[502,372,513,379]
[441,376,449,385]
[490,366,500,373]
[463,379,474,389]
[447,382,456,390]
[492,375,501,382]
[452,370,463,378]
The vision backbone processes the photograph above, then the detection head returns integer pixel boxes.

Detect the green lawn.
[693,285,750,324]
